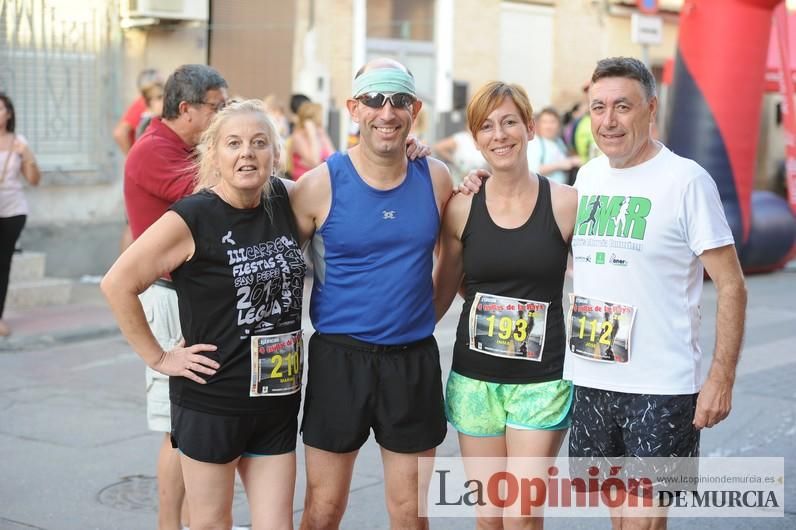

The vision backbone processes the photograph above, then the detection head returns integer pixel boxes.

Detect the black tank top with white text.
[452,175,568,383]
[169,178,306,414]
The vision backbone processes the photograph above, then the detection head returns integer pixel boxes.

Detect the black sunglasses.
[357,92,416,110]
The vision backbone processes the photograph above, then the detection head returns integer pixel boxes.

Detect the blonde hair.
[296,101,323,128]
[466,81,534,139]
[262,94,285,114]
[194,99,282,193]
[141,82,164,107]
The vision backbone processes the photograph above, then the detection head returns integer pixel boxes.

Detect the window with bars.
[0,0,120,177]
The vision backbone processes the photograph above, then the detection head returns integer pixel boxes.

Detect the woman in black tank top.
[102,100,304,529]
[433,82,578,526]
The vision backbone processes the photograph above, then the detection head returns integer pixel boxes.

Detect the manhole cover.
[97,475,246,512]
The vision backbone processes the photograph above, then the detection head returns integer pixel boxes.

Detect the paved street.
[1,268,795,529]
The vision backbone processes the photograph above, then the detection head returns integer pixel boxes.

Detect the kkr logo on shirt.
[575,195,651,240]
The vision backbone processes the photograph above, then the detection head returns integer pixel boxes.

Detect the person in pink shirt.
[0,92,41,337]
[289,101,335,180]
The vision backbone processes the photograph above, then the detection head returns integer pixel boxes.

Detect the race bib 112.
[567,294,636,363]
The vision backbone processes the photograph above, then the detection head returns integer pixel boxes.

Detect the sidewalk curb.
[0,324,121,352]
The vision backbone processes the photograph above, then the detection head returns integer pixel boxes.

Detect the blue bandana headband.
[352,68,416,98]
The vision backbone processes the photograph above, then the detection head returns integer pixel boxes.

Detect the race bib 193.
[250,330,303,396]
[468,292,549,362]
[567,294,636,363]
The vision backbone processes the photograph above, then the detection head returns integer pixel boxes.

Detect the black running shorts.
[171,397,300,464]
[300,332,447,454]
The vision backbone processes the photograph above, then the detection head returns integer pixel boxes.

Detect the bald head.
[352,58,417,99]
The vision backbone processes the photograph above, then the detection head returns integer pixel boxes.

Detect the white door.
[499,3,555,109]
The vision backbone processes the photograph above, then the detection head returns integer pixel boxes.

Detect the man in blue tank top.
[292,58,453,529]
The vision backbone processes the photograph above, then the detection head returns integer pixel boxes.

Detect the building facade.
[207,0,683,143]
[2,0,684,277]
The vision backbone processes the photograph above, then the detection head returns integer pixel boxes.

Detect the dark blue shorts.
[568,385,700,458]
[567,386,701,494]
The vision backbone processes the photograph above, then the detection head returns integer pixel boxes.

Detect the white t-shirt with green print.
[564,143,735,395]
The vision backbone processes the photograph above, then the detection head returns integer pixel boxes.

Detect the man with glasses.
[124,63,228,530]
[292,58,453,530]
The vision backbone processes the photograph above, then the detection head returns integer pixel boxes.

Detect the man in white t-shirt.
[565,57,747,528]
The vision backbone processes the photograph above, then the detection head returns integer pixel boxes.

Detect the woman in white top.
[434,130,488,186]
[0,92,40,336]
[526,107,581,184]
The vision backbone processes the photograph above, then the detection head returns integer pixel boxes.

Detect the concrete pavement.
[0,281,117,352]
[0,268,795,529]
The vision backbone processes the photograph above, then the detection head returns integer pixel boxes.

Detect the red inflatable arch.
[666,0,796,272]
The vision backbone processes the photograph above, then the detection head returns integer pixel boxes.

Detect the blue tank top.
[310,152,439,344]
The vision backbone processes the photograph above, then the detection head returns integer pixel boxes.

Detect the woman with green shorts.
[434,81,577,528]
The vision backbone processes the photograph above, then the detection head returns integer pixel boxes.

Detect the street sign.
[637,0,659,14]
[631,13,663,45]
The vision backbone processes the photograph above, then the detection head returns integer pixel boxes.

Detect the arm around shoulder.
[432,192,471,322]
[427,157,454,215]
[288,163,331,245]
[549,180,578,242]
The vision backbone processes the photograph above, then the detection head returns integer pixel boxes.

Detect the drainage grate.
[97,475,246,512]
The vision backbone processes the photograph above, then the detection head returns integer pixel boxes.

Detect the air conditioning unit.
[121,0,209,22]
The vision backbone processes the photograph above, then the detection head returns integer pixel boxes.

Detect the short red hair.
[466,81,534,138]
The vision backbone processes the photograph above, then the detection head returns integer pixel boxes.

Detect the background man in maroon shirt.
[124,64,228,530]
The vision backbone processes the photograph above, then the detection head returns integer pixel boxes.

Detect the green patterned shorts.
[445,371,573,437]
